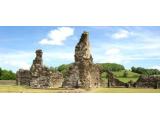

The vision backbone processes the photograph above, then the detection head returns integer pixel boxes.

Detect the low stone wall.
[106,70,127,88]
[109,78,127,87]
[135,76,160,89]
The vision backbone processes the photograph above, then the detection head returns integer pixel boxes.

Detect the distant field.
[118,77,138,83]
[0,80,16,85]
[101,70,139,83]
[113,70,140,78]
[113,70,140,83]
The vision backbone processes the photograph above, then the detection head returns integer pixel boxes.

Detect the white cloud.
[105,48,120,55]
[43,51,74,62]
[4,61,30,70]
[39,27,74,45]
[0,50,74,72]
[104,47,125,63]
[151,66,160,70]
[112,29,132,39]
[0,51,33,72]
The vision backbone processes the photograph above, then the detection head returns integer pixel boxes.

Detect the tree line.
[1,64,160,80]
[98,63,125,72]
[0,68,16,80]
[131,66,160,75]
[50,63,125,76]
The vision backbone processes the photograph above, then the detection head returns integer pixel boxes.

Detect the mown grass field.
[0,85,159,93]
[89,88,160,93]
[0,85,86,93]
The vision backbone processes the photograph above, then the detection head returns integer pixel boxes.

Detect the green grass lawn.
[113,70,139,83]
[113,70,140,78]
[118,77,138,83]
[0,85,86,93]
[0,85,159,93]
[89,88,160,93]
[101,70,139,83]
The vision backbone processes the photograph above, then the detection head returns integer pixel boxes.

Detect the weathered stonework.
[135,76,160,89]
[106,70,127,88]
[30,49,49,88]
[49,72,64,88]
[63,32,100,88]
[16,49,64,88]
[16,69,31,86]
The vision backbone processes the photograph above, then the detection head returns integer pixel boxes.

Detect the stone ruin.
[16,49,63,88]
[16,32,100,89]
[106,70,127,88]
[16,31,160,89]
[62,32,100,88]
[135,75,160,89]
[16,69,31,86]
[105,70,160,89]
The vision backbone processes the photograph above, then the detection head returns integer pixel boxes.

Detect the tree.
[131,66,160,75]
[0,67,2,78]
[49,67,58,72]
[57,64,72,76]
[0,69,16,80]
[0,67,2,80]
[123,70,128,77]
[99,63,125,72]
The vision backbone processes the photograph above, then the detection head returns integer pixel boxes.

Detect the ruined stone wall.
[90,64,101,87]
[50,72,64,88]
[62,63,80,88]
[106,70,126,88]
[63,32,100,88]
[29,49,64,88]
[135,76,160,89]
[16,49,64,89]
[110,78,127,87]
[16,69,31,86]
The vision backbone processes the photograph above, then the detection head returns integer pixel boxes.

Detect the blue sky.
[0,26,160,72]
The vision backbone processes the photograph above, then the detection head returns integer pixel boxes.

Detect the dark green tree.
[123,70,128,77]
[0,67,2,79]
[0,69,16,80]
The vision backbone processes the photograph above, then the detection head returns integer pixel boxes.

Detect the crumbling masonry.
[16,32,100,89]
[16,49,63,88]
[62,32,100,88]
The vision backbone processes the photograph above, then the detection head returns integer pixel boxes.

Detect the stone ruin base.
[135,76,160,89]
[62,63,100,88]
[108,78,127,88]
[106,70,127,88]
[16,70,63,88]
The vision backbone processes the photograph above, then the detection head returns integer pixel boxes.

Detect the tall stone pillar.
[63,31,100,88]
